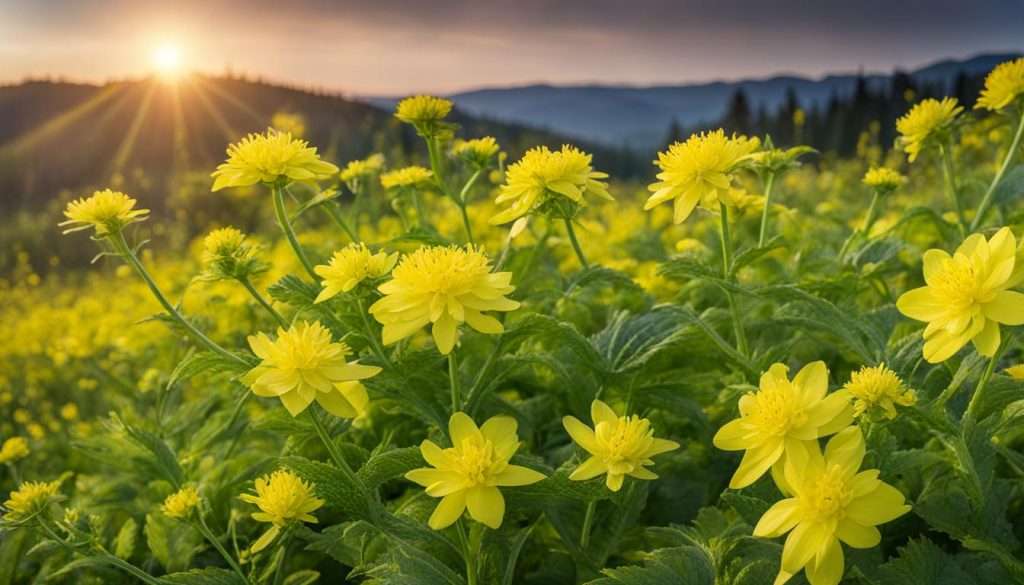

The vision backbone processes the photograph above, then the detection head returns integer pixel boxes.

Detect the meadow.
[2,57,1024,585]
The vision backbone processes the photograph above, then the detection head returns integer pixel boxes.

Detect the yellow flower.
[712,361,853,489]
[243,321,381,417]
[211,130,339,191]
[562,400,679,492]
[270,112,306,138]
[491,145,611,225]
[240,469,324,552]
[161,485,200,519]
[59,403,78,421]
[896,227,1024,363]
[842,364,916,420]
[339,154,385,184]
[405,412,545,530]
[0,437,29,464]
[896,98,962,162]
[380,166,434,190]
[369,245,519,354]
[1002,363,1024,381]
[395,95,454,125]
[203,227,246,262]
[314,244,399,303]
[3,479,61,521]
[862,167,905,193]
[976,57,1024,111]
[453,137,500,167]
[645,130,760,224]
[60,189,150,235]
[753,427,910,585]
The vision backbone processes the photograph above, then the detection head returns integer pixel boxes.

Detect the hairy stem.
[238,276,287,327]
[970,110,1024,232]
[564,217,589,268]
[272,184,318,280]
[110,232,245,366]
[756,172,777,247]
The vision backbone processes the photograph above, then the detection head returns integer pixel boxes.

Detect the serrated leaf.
[357,447,423,489]
[587,545,715,585]
[144,512,201,572]
[167,349,253,389]
[162,567,247,585]
[281,456,374,520]
[114,517,137,560]
[876,537,977,585]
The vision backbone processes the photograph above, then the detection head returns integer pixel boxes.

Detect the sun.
[152,43,184,80]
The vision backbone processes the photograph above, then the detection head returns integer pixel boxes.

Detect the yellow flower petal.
[428,491,467,530]
[753,498,800,538]
[466,486,504,529]
[563,416,599,453]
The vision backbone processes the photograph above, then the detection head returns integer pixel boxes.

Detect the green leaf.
[566,265,645,297]
[501,313,606,373]
[876,537,977,585]
[144,512,201,572]
[167,349,253,388]
[280,456,373,520]
[659,257,743,293]
[587,545,715,585]
[591,307,688,375]
[731,236,785,274]
[758,284,888,361]
[161,567,247,585]
[110,414,185,487]
[357,447,423,490]
[991,164,1024,205]
[114,517,137,560]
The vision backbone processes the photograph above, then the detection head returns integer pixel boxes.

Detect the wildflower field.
[3,58,1024,585]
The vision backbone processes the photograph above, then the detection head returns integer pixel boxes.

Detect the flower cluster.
[380,166,434,191]
[3,479,61,521]
[314,244,398,302]
[244,321,381,417]
[240,469,324,552]
[161,485,201,519]
[60,189,150,236]
[976,57,1024,112]
[200,227,266,281]
[394,95,455,138]
[862,167,906,194]
[645,130,760,223]
[0,437,29,464]
[843,364,916,420]
[211,129,339,191]
[452,136,500,167]
[405,413,546,529]
[896,98,963,162]
[491,145,611,225]
[897,227,1024,363]
[562,400,679,491]
[369,245,519,354]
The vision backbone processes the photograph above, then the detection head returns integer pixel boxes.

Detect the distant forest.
[662,69,988,156]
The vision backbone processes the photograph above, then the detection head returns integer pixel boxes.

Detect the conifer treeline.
[668,70,987,155]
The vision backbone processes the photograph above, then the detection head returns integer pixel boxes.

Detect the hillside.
[389,53,1018,150]
[0,75,630,216]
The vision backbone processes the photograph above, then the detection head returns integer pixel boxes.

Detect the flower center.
[933,258,980,308]
[801,464,850,522]
[454,439,500,486]
[596,417,653,465]
[748,383,805,437]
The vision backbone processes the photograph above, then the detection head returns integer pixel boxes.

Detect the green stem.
[465,336,503,414]
[109,232,246,366]
[456,519,478,585]
[970,110,1024,232]
[862,191,882,236]
[580,500,596,549]
[458,203,476,245]
[965,349,1002,422]
[756,172,776,247]
[412,190,428,228]
[719,204,749,357]
[308,408,350,472]
[38,522,164,585]
[459,169,483,205]
[196,514,251,585]
[238,277,287,327]
[449,349,462,413]
[564,217,589,268]
[516,224,552,285]
[356,296,393,368]
[322,202,360,243]
[938,142,967,239]
[272,184,318,281]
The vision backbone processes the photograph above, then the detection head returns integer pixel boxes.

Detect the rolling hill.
[0,75,630,216]
[367,53,1019,151]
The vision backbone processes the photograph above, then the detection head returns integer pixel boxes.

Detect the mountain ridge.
[366,52,1019,150]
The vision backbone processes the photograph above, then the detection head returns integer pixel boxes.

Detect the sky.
[1,0,1022,95]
